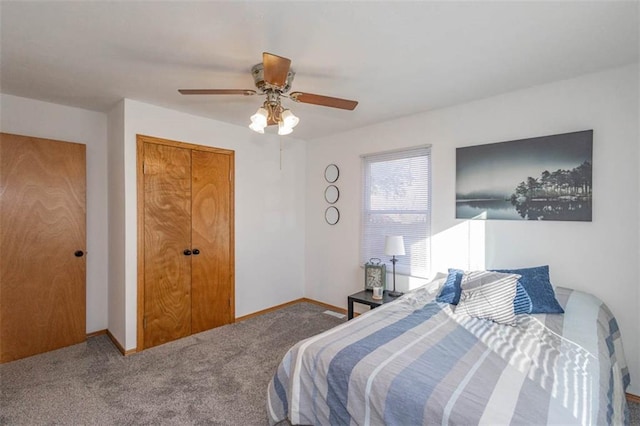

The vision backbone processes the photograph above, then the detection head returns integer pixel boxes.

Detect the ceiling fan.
[178,52,358,135]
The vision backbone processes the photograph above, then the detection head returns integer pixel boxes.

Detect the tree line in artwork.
[510,160,592,203]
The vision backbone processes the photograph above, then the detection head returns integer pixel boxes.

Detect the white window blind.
[361,146,431,278]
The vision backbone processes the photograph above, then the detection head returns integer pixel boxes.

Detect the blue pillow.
[436,268,464,304]
[491,265,564,314]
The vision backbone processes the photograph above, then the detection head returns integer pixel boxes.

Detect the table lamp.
[384,236,405,297]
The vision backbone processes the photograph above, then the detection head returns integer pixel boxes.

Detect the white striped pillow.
[455,271,521,325]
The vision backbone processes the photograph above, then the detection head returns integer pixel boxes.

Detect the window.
[361,146,431,278]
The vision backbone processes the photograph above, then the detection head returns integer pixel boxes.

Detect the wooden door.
[191,150,233,333]
[0,133,86,363]
[142,142,192,349]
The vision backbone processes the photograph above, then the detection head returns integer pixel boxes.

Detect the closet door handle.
[183,249,192,256]
[74,250,85,257]
[192,249,200,255]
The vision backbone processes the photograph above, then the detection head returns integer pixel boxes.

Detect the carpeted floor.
[631,399,640,426]
[0,302,344,425]
[1,302,639,425]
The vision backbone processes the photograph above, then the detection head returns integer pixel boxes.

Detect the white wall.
[113,99,307,350]
[106,100,126,345]
[305,64,640,395]
[0,94,109,334]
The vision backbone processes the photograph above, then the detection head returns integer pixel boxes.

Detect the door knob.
[74,250,84,257]
[183,249,192,256]
[192,249,200,255]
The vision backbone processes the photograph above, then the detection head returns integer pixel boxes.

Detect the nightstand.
[347,290,395,320]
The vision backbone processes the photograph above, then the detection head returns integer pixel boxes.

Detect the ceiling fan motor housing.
[251,63,295,93]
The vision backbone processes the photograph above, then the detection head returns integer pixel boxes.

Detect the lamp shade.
[384,236,405,256]
[249,122,265,133]
[277,121,293,135]
[281,109,299,128]
[250,107,268,127]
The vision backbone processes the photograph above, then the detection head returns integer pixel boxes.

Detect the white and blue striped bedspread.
[267,286,630,425]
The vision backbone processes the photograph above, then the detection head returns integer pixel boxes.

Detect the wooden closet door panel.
[191,150,233,333]
[143,143,192,348]
[0,133,86,363]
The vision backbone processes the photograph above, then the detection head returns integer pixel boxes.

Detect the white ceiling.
[1,1,638,141]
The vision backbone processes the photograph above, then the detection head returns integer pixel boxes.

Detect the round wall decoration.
[324,185,339,204]
[324,164,339,183]
[325,206,340,225]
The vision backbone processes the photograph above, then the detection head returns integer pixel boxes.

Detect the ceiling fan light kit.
[179,52,358,136]
[250,98,299,135]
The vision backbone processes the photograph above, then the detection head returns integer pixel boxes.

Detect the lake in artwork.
[456,130,593,222]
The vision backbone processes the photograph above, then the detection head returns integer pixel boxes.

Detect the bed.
[267,274,630,425]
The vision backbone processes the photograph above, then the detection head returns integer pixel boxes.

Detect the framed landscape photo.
[456,130,593,221]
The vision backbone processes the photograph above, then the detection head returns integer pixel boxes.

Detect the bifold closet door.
[0,133,86,363]
[139,134,235,351]
[143,142,192,349]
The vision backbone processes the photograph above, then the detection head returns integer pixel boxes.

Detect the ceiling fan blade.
[289,92,358,110]
[178,89,256,95]
[262,52,291,88]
